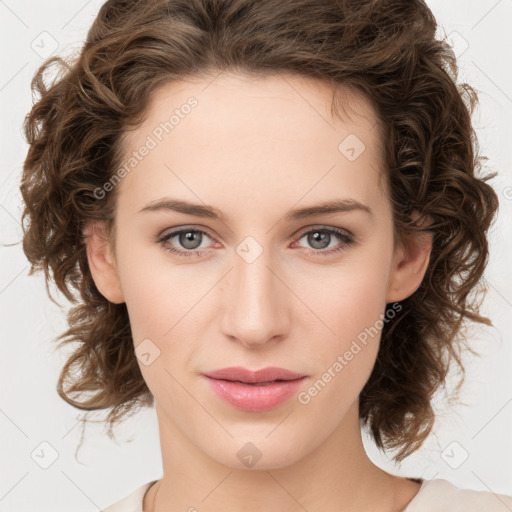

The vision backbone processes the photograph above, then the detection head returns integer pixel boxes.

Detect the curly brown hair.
[19,0,498,462]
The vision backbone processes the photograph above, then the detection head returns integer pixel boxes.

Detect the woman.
[19,0,512,510]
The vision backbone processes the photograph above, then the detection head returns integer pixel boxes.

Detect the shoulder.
[101,480,158,512]
[405,478,512,512]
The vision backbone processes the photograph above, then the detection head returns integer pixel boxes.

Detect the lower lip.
[204,376,307,412]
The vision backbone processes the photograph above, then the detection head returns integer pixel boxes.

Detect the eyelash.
[158,226,355,258]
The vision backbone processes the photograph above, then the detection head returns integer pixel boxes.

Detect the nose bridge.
[222,242,289,346]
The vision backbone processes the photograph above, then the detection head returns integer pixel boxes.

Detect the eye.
[157,225,355,258]
[158,227,216,258]
[293,226,355,256]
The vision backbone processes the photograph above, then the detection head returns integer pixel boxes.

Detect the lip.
[203,366,307,383]
[202,366,308,412]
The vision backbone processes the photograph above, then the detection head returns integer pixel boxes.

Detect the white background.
[1,0,512,510]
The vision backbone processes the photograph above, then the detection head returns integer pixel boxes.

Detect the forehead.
[116,72,387,219]
[124,72,382,149]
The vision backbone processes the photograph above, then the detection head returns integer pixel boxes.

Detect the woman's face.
[88,72,427,470]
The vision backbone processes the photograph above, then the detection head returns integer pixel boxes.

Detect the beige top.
[102,478,512,511]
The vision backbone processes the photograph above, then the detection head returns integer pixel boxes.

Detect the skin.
[84,72,432,511]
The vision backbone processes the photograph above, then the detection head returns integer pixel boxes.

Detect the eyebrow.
[137,197,373,222]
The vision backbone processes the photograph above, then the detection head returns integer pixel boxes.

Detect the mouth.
[224,379,292,386]
[201,367,308,412]
[202,366,308,384]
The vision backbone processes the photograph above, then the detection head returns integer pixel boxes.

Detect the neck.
[145,400,408,512]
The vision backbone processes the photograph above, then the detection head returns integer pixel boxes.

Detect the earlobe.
[386,215,433,304]
[82,221,125,304]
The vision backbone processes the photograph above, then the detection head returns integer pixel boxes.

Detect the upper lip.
[203,366,307,383]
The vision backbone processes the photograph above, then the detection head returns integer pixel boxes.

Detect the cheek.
[295,264,390,422]
[121,274,192,352]
[301,249,392,341]
[299,246,393,384]
[114,232,190,330]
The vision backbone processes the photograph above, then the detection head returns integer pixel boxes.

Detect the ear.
[82,220,125,304]
[386,211,433,303]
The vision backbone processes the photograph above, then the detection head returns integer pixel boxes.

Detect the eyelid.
[293,223,354,239]
[158,224,217,240]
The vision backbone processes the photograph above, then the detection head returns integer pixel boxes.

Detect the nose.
[220,248,291,348]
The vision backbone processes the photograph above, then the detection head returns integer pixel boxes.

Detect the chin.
[205,434,310,471]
